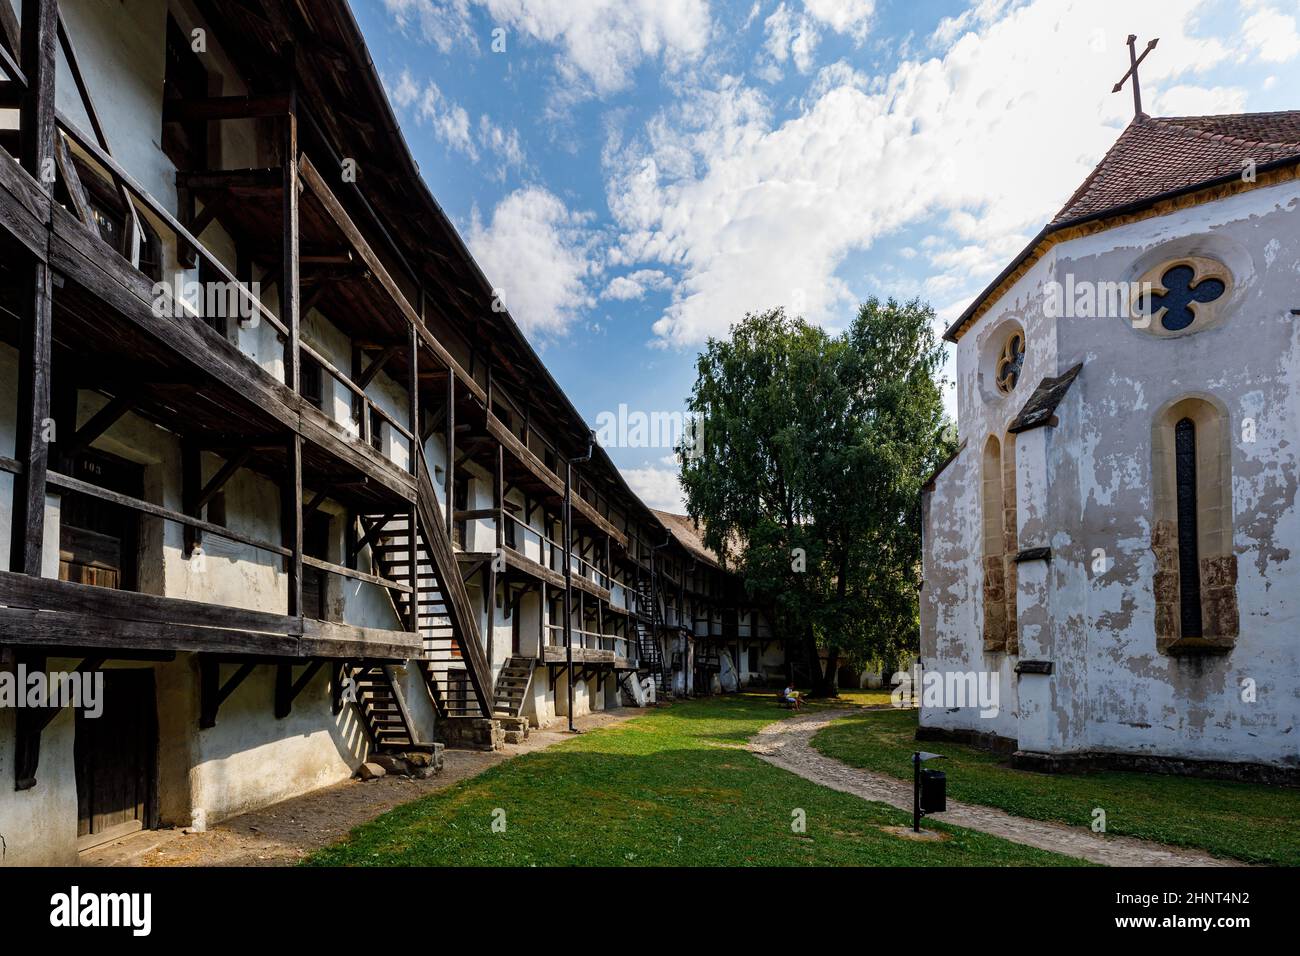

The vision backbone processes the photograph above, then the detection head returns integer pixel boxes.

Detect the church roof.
[944,111,1300,342]
[1051,112,1300,224]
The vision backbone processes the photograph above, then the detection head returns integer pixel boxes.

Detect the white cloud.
[417,81,477,159]
[606,0,1255,349]
[1241,7,1300,63]
[467,187,599,337]
[804,0,875,38]
[478,115,526,177]
[603,269,673,300]
[383,0,478,54]
[386,69,421,109]
[621,465,686,511]
[389,70,526,174]
[764,3,820,74]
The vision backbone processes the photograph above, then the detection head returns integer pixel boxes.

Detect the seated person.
[781,685,802,710]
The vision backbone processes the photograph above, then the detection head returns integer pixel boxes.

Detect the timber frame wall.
[0,1,769,783]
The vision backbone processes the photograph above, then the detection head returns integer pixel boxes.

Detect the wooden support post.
[275,660,324,719]
[284,435,303,618]
[408,325,419,475]
[9,0,56,579]
[182,441,202,558]
[200,658,256,729]
[445,369,455,537]
[406,503,418,631]
[281,72,300,394]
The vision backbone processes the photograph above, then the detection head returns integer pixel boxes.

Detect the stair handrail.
[411,445,495,716]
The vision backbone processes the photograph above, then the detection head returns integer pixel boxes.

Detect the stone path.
[82,708,640,867]
[748,709,1242,867]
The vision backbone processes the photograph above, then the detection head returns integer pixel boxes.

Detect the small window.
[1151,397,1237,653]
[301,356,323,409]
[995,329,1025,394]
[369,407,383,452]
[1132,257,1231,337]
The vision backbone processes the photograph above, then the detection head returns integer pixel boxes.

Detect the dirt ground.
[82,708,639,867]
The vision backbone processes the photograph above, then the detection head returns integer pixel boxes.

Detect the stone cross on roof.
[1112,34,1159,120]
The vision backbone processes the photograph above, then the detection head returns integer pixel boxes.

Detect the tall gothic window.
[981,435,1017,653]
[1174,418,1202,638]
[1151,398,1236,653]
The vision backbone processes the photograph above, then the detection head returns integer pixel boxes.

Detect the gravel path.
[748,709,1242,867]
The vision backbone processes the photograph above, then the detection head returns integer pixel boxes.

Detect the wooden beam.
[0,569,301,635]
[356,344,400,389]
[445,371,455,537]
[196,449,251,511]
[56,9,140,266]
[47,468,291,558]
[284,435,303,618]
[162,93,292,123]
[9,0,56,579]
[282,73,300,395]
[46,202,416,500]
[13,652,107,789]
[54,131,91,225]
[275,659,324,719]
[0,0,20,63]
[200,658,257,729]
[63,392,137,457]
[297,152,483,404]
[351,512,395,559]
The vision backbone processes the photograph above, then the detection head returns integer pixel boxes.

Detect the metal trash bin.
[920,768,946,813]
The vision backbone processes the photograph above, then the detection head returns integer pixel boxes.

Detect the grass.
[812,707,1300,866]
[306,694,1085,866]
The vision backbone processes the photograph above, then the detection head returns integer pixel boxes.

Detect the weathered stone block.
[358,761,387,781]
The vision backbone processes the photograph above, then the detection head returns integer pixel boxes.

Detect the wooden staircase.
[350,664,417,751]
[358,449,495,721]
[634,573,671,701]
[492,656,536,718]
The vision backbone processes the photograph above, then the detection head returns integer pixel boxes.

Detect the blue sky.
[352,0,1300,509]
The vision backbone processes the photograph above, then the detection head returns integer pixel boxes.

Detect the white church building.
[919,108,1300,783]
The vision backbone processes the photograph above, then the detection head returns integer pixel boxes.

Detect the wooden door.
[75,669,158,849]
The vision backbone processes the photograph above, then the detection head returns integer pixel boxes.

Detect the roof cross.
[1112,34,1159,120]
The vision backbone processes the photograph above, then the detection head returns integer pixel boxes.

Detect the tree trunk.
[822,646,840,697]
[805,625,838,697]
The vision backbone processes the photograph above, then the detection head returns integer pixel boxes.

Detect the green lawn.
[306,695,1085,866]
[813,707,1300,866]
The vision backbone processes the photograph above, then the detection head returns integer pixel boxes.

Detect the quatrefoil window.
[995,330,1025,394]
[1139,265,1226,332]
[1132,257,1232,337]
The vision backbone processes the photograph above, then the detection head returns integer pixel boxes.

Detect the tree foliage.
[680,299,952,695]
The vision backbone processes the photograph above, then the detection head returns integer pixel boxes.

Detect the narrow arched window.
[1151,398,1236,653]
[1174,417,1202,639]
[981,436,1008,653]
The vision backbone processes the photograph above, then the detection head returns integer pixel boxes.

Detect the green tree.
[681,300,951,696]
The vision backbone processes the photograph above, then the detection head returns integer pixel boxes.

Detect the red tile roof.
[944,110,1300,342]
[1052,111,1300,224]
[651,510,724,568]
